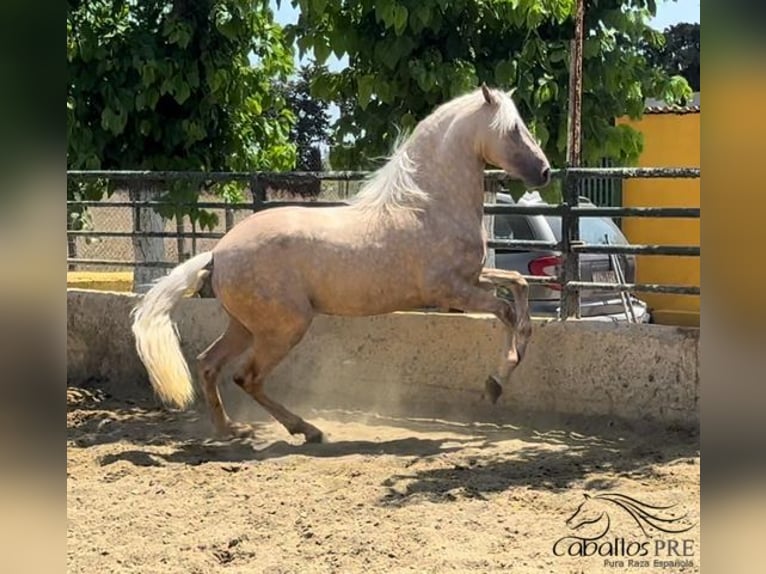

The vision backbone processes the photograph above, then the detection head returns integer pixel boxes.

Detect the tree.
[261,64,334,198]
[67,0,296,287]
[278,64,333,171]
[286,0,691,177]
[644,22,699,92]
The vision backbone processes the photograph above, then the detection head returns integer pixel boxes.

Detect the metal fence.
[578,158,622,211]
[66,167,700,319]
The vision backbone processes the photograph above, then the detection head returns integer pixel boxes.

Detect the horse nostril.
[541,167,551,183]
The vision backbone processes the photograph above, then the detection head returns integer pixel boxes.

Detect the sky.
[648,0,700,30]
[270,0,700,70]
[272,0,701,27]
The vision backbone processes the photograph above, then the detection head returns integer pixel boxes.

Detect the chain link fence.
[68,178,364,272]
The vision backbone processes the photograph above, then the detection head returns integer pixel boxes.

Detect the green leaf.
[549,47,567,64]
[139,119,152,136]
[314,38,331,64]
[174,81,191,105]
[135,92,147,111]
[415,5,432,27]
[312,0,328,15]
[358,75,375,110]
[247,97,263,116]
[534,81,555,106]
[329,29,348,59]
[531,122,549,148]
[141,64,156,86]
[494,59,517,86]
[394,6,409,35]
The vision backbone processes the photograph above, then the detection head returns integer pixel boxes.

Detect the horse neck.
[408,114,487,220]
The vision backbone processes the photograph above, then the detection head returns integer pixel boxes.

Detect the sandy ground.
[67,385,699,574]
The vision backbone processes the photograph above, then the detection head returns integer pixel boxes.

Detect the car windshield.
[544,216,629,245]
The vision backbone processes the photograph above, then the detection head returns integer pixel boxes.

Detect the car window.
[544,216,628,245]
[493,214,536,240]
[580,217,628,245]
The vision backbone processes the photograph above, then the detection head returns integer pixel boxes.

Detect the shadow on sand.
[68,382,698,500]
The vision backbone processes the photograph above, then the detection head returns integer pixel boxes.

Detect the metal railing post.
[250,175,266,213]
[224,200,234,232]
[560,170,582,319]
[560,0,585,320]
[484,178,499,269]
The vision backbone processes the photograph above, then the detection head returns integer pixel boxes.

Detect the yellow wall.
[616,112,700,326]
[67,271,133,292]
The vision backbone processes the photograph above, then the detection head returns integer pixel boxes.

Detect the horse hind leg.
[235,359,324,443]
[233,309,324,444]
[439,283,521,404]
[196,318,252,438]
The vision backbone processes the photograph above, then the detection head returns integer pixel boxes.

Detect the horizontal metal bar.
[65,258,565,284]
[67,230,226,239]
[68,200,701,219]
[490,274,559,285]
[484,205,700,218]
[485,167,699,180]
[70,234,571,252]
[66,170,371,182]
[66,255,564,284]
[489,240,699,256]
[573,244,700,256]
[68,200,234,209]
[487,239,560,250]
[572,206,700,218]
[261,200,347,209]
[67,200,349,213]
[69,235,697,256]
[66,260,696,294]
[66,259,178,268]
[558,167,700,179]
[66,166,700,184]
[483,204,566,215]
[564,281,700,295]
[524,278,559,285]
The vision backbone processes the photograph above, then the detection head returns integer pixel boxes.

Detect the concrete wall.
[67,290,699,428]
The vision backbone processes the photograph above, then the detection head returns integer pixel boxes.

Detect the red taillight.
[528,255,563,290]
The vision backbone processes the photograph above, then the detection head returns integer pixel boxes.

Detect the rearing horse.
[131,84,551,442]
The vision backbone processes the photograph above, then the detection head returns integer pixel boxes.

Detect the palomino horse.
[131,84,551,443]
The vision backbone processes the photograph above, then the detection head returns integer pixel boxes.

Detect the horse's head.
[566,493,607,532]
[475,83,551,189]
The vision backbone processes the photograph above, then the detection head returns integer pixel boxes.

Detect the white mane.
[349,87,519,214]
[349,130,430,214]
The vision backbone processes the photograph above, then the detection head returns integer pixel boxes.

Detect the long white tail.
[130,251,213,409]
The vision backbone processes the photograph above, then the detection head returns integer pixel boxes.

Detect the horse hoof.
[303,427,325,444]
[484,376,503,404]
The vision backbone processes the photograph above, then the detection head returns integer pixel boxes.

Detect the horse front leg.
[437,283,523,404]
[478,268,532,362]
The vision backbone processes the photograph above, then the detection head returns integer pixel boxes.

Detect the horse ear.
[481,83,495,105]
[507,87,517,98]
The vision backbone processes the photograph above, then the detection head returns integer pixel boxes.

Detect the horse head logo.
[565,492,696,539]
